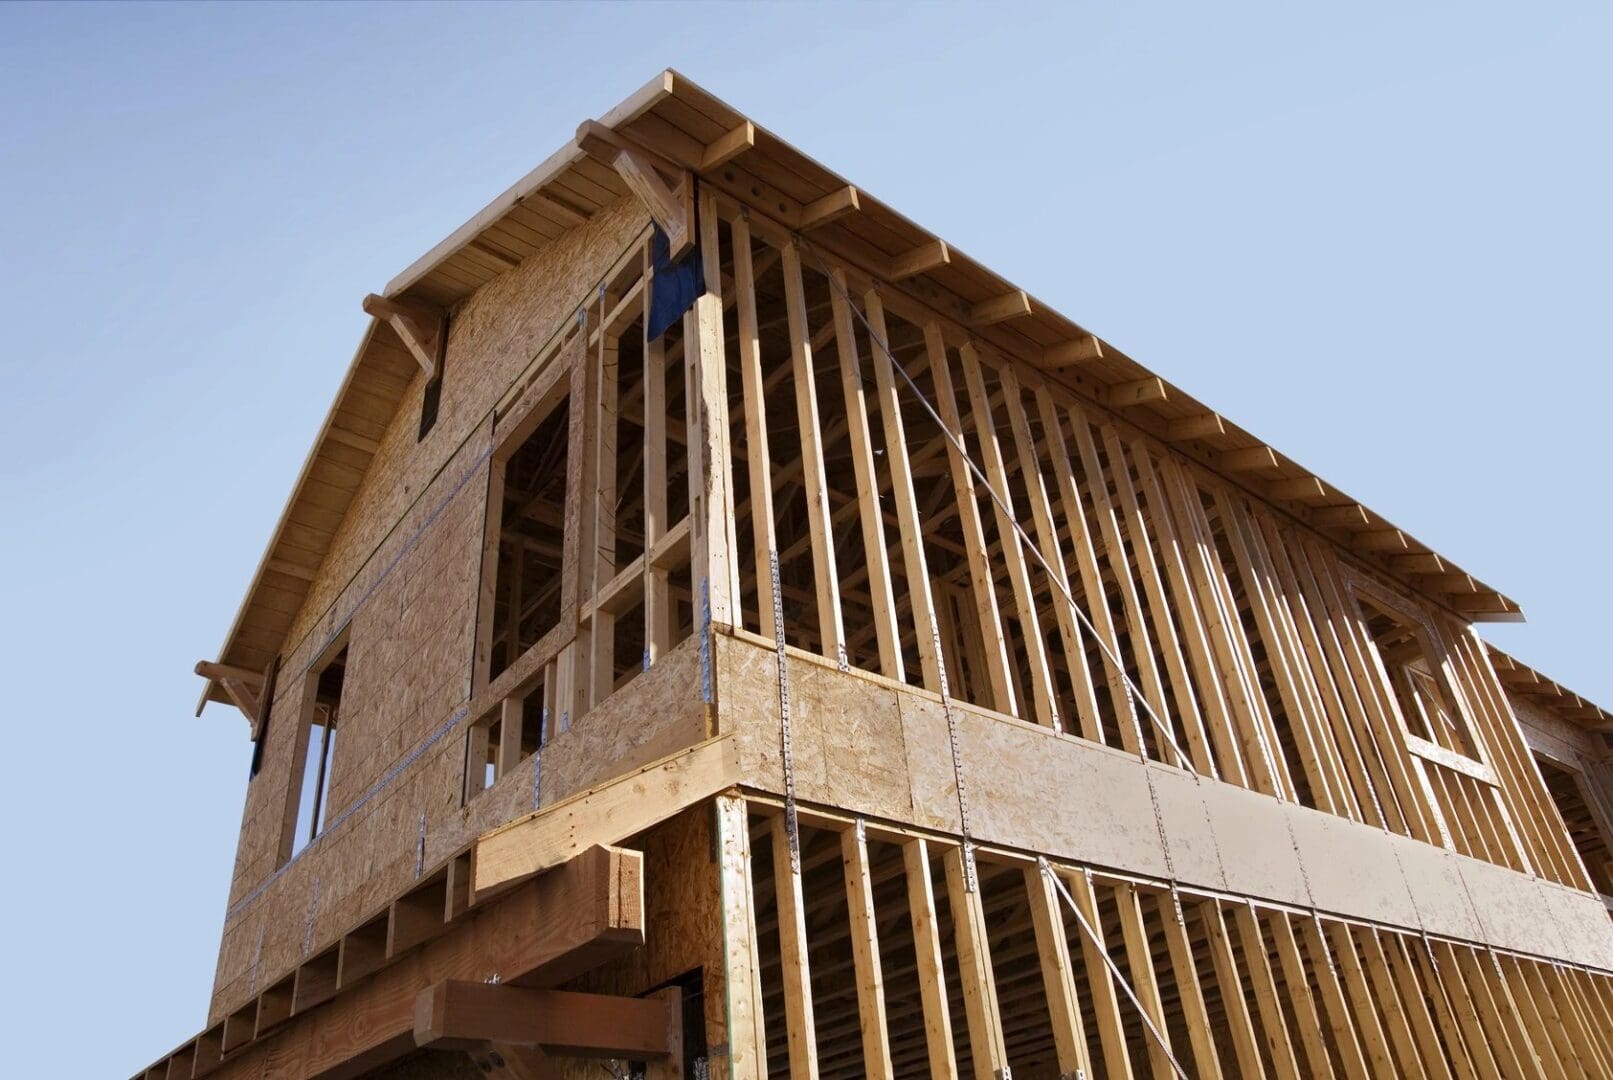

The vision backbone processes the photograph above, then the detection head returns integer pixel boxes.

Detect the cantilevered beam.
[576,119,694,258]
[970,289,1032,326]
[196,661,263,724]
[701,120,756,170]
[886,239,949,281]
[362,293,446,379]
[1043,335,1103,367]
[414,982,680,1060]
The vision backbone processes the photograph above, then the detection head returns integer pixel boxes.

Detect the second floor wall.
[206,177,1599,1022]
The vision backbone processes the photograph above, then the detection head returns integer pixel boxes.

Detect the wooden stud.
[1200,900,1265,1078]
[1025,864,1094,1080]
[960,344,1058,729]
[927,327,1016,714]
[902,839,958,1080]
[829,270,904,681]
[780,240,847,665]
[1115,883,1176,1078]
[944,846,1009,1080]
[1067,870,1135,1079]
[866,289,942,690]
[771,813,819,1079]
[716,796,768,1080]
[841,823,895,1079]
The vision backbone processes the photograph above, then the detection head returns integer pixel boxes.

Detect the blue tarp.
[646,223,706,340]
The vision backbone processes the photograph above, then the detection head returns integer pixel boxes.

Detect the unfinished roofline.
[1489,643,1613,732]
[205,65,1531,708]
[376,67,1521,620]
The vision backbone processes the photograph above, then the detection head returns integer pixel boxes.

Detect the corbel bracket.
[362,293,447,380]
[575,119,694,260]
[195,660,264,731]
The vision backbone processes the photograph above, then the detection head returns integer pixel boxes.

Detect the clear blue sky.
[2,3,1607,1073]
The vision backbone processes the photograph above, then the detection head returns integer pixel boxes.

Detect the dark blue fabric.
[647,223,706,339]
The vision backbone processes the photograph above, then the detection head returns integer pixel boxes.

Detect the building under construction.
[135,71,1613,1079]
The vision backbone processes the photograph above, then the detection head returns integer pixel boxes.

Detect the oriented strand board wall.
[210,197,652,1022]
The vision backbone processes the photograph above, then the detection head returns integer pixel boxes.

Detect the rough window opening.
[488,395,570,682]
[1534,755,1613,897]
[287,640,347,864]
[1356,595,1477,759]
[464,672,549,803]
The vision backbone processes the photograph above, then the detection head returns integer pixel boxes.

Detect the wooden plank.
[715,795,768,1080]
[926,326,1016,714]
[729,213,777,641]
[780,240,847,665]
[1200,900,1265,1078]
[944,846,1009,1080]
[841,822,895,1079]
[203,845,644,1080]
[1326,920,1410,1079]
[1115,882,1176,1078]
[772,813,819,1079]
[1405,937,1486,1078]
[1035,387,1136,744]
[413,982,675,1057]
[690,187,739,627]
[1263,910,1335,1079]
[1351,927,1431,1079]
[960,343,1057,729]
[1297,916,1372,1080]
[865,289,941,690]
[902,839,958,1079]
[472,737,740,897]
[1155,893,1222,1080]
[643,242,675,659]
[1231,901,1302,1080]
[1067,869,1135,1080]
[1025,864,1093,1080]
[828,270,903,680]
[999,364,1102,739]
[1497,953,1575,1078]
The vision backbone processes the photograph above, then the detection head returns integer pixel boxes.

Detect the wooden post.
[841,821,894,1079]
[771,813,818,1079]
[1024,864,1093,1080]
[715,795,767,1080]
[943,846,1008,1080]
[902,839,958,1079]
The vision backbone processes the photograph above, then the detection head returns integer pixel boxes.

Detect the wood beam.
[413,982,679,1059]
[969,289,1032,326]
[575,120,694,258]
[799,185,860,231]
[701,120,755,170]
[1042,335,1103,367]
[885,239,950,281]
[362,293,445,379]
[1102,375,1167,408]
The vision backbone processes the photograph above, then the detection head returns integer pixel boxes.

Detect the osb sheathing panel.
[714,631,1613,970]
[209,636,710,1022]
[210,199,655,1022]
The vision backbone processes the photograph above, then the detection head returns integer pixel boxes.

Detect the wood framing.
[143,69,1613,1080]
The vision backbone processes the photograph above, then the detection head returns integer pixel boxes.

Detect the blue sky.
[1,3,1608,1073]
